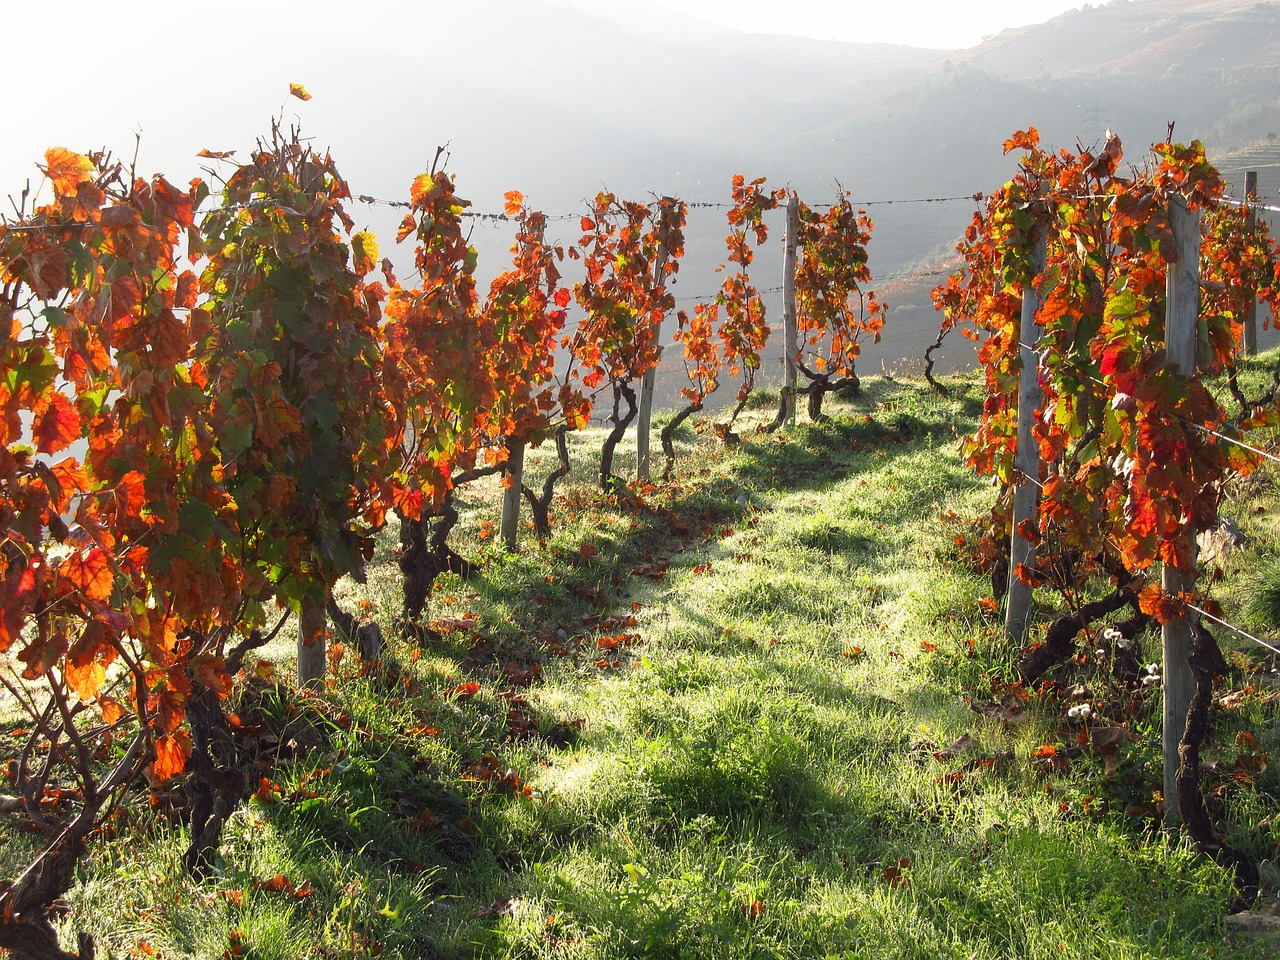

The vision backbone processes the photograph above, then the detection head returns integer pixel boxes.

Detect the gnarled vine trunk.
[599,381,637,494]
[521,423,572,539]
[1178,620,1259,902]
[1013,584,1139,683]
[182,684,247,880]
[804,372,859,423]
[660,400,702,480]
[397,495,474,623]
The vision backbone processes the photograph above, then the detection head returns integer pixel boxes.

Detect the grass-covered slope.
[13,373,1280,959]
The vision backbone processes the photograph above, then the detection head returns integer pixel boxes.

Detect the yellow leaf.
[288,83,312,102]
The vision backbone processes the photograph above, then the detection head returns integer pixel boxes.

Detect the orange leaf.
[64,623,112,701]
[579,543,598,559]
[42,147,93,196]
[1138,583,1182,625]
[253,874,291,894]
[116,470,147,519]
[61,547,114,601]
[100,697,126,725]
[503,191,524,216]
[191,654,231,695]
[34,393,80,455]
[153,731,191,781]
[1002,127,1040,154]
[288,82,312,101]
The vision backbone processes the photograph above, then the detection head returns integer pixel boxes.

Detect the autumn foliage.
[791,191,886,420]
[932,127,1279,623]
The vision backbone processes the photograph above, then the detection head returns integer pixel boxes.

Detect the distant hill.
[946,0,1280,80]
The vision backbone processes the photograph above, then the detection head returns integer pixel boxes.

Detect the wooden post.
[636,345,663,480]
[782,193,800,427]
[297,589,326,689]
[500,437,525,550]
[636,198,675,480]
[1243,170,1259,357]
[1004,231,1048,648]
[499,214,547,546]
[1162,194,1200,826]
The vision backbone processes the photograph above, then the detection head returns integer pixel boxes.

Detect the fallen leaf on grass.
[449,682,481,700]
[252,875,314,899]
[883,857,911,888]
[475,897,516,918]
[931,733,979,761]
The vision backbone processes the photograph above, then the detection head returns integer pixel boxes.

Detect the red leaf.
[0,559,41,653]
[883,857,911,888]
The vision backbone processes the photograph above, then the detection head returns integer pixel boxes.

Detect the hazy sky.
[577,0,1088,49]
[0,0,1092,224]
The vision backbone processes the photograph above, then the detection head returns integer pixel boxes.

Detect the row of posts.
[496,193,806,550]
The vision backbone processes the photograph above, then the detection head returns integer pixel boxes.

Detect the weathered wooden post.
[636,198,675,480]
[297,591,326,689]
[499,436,526,550]
[1004,230,1048,648]
[1244,170,1259,357]
[499,214,548,548]
[1162,193,1201,825]
[636,345,662,480]
[782,193,800,427]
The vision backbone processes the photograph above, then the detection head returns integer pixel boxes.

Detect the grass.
[11,369,1280,958]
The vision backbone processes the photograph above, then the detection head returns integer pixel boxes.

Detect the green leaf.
[220,398,255,460]
[226,318,253,351]
[1104,291,1140,326]
[304,393,340,430]
[179,498,218,541]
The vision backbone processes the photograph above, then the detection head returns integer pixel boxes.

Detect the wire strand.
[1184,602,1280,659]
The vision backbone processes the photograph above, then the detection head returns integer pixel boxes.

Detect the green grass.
[13,370,1280,958]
